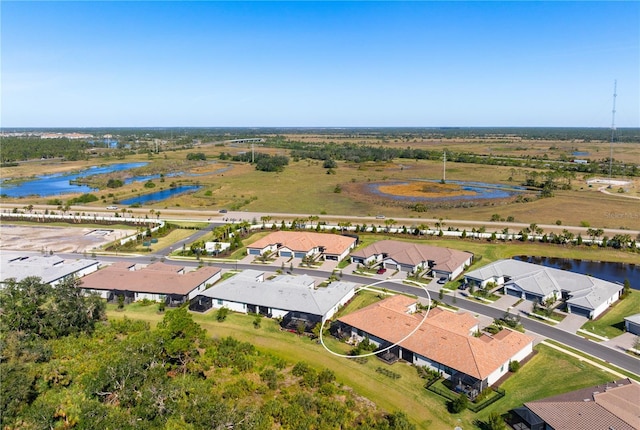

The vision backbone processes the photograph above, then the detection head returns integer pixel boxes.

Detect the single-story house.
[464,259,624,319]
[190,269,357,327]
[350,240,473,279]
[0,252,100,287]
[205,241,230,255]
[511,378,639,430]
[338,295,533,393]
[80,261,221,306]
[625,313,640,336]
[246,231,357,261]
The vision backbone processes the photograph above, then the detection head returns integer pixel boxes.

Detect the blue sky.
[2,1,638,127]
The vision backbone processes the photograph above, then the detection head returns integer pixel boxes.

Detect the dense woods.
[0,277,415,430]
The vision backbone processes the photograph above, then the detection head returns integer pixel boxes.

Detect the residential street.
[59,250,640,377]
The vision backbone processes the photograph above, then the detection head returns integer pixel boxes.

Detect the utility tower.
[442,150,446,183]
[609,80,617,180]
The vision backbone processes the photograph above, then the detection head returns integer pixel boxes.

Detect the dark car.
[437,277,448,284]
[219,209,228,213]
[377,268,387,274]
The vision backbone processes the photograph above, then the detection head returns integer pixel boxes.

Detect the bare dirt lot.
[0,224,132,253]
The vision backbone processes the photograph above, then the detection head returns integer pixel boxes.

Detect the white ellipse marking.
[319,279,432,358]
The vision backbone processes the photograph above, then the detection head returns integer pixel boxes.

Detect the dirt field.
[0,224,132,253]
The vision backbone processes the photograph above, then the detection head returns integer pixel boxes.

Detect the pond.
[119,185,202,205]
[0,162,148,197]
[514,256,638,289]
[368,180,529,202]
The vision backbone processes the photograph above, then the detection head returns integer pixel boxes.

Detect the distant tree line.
[0,137,91,163]
[231,152,290,172]
[265,140,638,178]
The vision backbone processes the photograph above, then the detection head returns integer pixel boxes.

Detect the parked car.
[375,214,385,219]
[219,209,228,213]
[437,277,448,284]
[377,268,387,274]
[106,206,118,210]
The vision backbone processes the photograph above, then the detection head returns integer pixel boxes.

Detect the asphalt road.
[66,249,640,377]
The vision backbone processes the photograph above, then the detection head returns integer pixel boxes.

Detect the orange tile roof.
[339,295,532,380]
[247,231,356,256]
[80,262,220,296]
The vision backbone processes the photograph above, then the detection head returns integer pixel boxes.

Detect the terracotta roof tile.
[339,295,532,380]
[247,231,356,256]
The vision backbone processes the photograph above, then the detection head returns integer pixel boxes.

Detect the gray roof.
[465,259,537,281]
[468,259,623,312]
[624,313,640,325]
[199,271,356,318]
[0,251,100,285]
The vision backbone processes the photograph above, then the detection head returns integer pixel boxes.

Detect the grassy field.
[352,233,640,265]
[106,301,625,429]
[2,144,639,230]
[581,291,640,338]
[474,344,614,422]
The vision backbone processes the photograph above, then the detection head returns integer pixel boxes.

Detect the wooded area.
[0,277,415,429]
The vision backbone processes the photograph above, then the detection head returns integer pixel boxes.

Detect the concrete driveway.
[555,313,588,333]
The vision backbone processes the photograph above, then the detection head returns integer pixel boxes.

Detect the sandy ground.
[0,224,132,253]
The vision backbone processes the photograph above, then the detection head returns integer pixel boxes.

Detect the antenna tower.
[609,80,617,179]
[443,151,446,183]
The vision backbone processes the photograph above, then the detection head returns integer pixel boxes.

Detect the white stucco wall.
[325,288,356,321]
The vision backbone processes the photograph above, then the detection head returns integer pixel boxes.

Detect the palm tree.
[384,219,396,232]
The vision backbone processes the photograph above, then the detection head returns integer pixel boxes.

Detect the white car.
[106,206,118,210]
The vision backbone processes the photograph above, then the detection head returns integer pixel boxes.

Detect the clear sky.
[2,1,638,128]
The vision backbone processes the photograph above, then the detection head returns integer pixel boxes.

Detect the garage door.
[569,305,591,318]
[280,251,292,257]
[249,249,261,255]
[525,293,541,301]
[506,288,521,298]
[294,252,306,258]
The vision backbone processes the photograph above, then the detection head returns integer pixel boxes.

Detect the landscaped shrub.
[216,307,229,322]
[509,360,520,373]
[448,393,468,413]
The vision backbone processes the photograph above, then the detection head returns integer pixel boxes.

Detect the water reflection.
[514,256,638,289]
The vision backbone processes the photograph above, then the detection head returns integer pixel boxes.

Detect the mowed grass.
[353,233,640,265]
[474,343,613,422]
[107,303,621,429]
[581,291,640,339]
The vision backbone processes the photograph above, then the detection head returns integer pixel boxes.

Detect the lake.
[119,185,202,205]
[0,162,147,197]
[514,256,639,289]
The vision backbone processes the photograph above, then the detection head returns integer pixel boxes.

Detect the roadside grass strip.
[542,339,639,381]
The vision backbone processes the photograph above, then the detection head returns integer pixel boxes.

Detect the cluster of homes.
[0,230,632,396]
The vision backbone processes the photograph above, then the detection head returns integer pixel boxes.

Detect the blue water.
[514,256,638,289]
[0,162,147,197]
[124,172,181,184]
[119,185,202,205]
[368,180,529,202]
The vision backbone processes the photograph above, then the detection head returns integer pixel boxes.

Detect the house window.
[500,365,504,372]
[217,299,223,306]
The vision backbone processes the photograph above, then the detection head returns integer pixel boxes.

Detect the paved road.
[4,203,638,238]
[63,250,639,376]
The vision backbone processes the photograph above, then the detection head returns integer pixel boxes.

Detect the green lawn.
[581,291,640,339]
[107,304,629,429]
[474,344,614,423]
